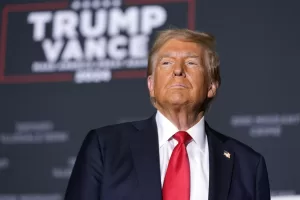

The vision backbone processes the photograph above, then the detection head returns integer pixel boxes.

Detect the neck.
[156,104,204,131]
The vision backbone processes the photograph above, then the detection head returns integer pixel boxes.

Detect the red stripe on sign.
[187,0,196,30]
[1,74,73,84]
[125,0,188,5]
[3,2,68,12]
[113,70,147,79]
[0,6,9,80]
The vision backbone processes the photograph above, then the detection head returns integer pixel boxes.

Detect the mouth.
[169,83,188,88]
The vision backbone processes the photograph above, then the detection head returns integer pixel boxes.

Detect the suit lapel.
[130,116,162,200]
[206,122,234,200]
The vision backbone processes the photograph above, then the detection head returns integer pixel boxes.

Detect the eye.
[186,61,196,65]
[160,59,173,66]
[186,59,199,66]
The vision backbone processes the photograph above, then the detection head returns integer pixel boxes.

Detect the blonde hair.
[147,28,221,111]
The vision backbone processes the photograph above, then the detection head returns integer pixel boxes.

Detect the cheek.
[156,67,173,77]
[153,70,171,89]
[189,71,209,92]
[153,77,165,93]
[189,69,206,83]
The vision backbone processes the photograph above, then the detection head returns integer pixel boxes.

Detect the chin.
[167,97,188,106]
[160,91,189,106]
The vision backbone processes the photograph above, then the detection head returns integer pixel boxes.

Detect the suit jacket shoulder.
[206,122,263,160]
[89,118,149,144]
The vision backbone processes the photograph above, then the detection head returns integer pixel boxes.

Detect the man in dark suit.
[65,28,270,200]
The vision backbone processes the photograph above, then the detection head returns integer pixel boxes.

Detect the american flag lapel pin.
[223,151,231,159]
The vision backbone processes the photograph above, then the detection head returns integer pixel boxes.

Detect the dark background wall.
[0,0,299,199]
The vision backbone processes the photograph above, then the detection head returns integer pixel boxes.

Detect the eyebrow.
[159,52,200,59]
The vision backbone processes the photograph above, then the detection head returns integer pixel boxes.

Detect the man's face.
[147,39,216,109]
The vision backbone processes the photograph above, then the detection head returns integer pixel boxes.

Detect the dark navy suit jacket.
[65,115,270,200]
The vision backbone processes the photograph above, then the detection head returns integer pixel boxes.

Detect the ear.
[207,82,218,98]
[147,75,155,97]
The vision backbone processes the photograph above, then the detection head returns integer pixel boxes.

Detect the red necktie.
[162,131,192,200]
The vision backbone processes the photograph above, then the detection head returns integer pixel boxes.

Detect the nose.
[173,62,186,77]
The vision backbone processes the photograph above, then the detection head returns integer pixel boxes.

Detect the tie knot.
[173,131,192,145]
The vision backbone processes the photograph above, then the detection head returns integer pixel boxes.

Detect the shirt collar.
[155,110,206,152]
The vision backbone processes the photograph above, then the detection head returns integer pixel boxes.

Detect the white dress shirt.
[155,111,209,200]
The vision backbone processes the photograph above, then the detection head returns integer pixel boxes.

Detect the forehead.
[157,38,204,57]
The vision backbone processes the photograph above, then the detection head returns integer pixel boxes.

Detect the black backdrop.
[0,0,300,199]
